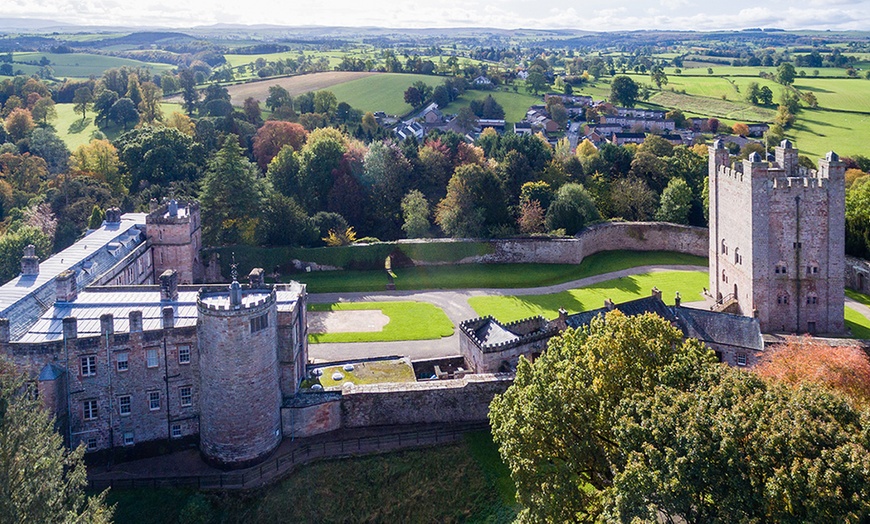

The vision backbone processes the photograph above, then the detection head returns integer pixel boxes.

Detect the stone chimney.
[129,310,143,333]
[674,292,681,307]
[248,268,265,289]
[149,198,159,213]
[0,318,9,344]
[651,287,662,300]
[604,299,615,311]
[20,244,39,276]
[162,306,174,330]
[558,307,568,323]
[62,317,78,340]
[100,313,114,336]
[55,270,78,303]
[168,198,178,218]
[159,269,178,301]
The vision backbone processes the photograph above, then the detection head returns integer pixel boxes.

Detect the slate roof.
[565,296,677,329]
[673,306,764,351]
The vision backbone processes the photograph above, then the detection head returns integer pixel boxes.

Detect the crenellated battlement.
[459,315,557,352]
[772,176,828,190]
[717,164,744,182]
[197,286,276,313]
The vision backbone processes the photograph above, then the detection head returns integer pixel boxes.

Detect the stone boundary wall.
[846,255,870,293]
[457,222,708,265]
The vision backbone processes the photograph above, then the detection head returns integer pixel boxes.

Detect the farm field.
[307,301,454,343]
[327,73,443,115]
[214,71,376,105]
[9,51,173,78]
[440,88,542,123]
[649,90,776,123]
[789,107,870,159]
[468,270,708,323]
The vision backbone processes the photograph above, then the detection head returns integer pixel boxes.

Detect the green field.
[308,301,454,343]
[293,250,707,293]
[9,52,173,79]
[327,73,443,115]
[788,107,870,159]
[53,102,186,151]
[105,432,517,523]
[845,306,870,339]
[468,270,708,323]
[440,89,542,123]
[649,90,776,123]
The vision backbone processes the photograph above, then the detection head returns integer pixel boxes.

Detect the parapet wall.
[466,222,708,265]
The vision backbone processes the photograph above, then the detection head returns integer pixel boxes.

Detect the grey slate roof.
[673,306,764,351]
[565,296,676,329]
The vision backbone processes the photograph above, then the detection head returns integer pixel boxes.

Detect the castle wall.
[147,203,202,285]
[197,293,282,468]
[340,374,512,428]
[277,307,307,398]
[281,394,342,438]
[93,242,154,286]
[846,256,870,293]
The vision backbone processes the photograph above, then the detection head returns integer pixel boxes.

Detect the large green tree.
[0,359,114,522]
[544,182,599,234]
[200,137,267,246]
[435,163,508,238]
[609,76,639,107]
[115,126,205,191]
[655,177,693,224]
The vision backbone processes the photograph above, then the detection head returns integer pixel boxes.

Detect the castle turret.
[196,282,281,468]
[146,201,202,285]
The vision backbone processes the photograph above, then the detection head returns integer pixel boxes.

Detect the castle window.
[775,262,787,275]
[116,352,128,372]
[83,400,98,421]
[734,248,740,264]
[80,356,96,377]
[807,294,819,305]
[86,438,98,451]
[777,294,789,305]
[171,424,182,439]
[721,239,727,255]
[119,395,131,416]
[250,313,269,333]
[179,386,192,407]
[148,391,160,411]
[736,353,748,367]
[146,348,159,368]
[123,432,134,446]
[807,263,820,275]
[722,270,727,282]
[178,345,191,365]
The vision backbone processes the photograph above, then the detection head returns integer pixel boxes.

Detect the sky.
[3,0,870,31]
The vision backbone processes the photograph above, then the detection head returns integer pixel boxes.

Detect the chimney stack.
[162,306,174,330]
[62,317,78,340]
[0,318,9,344]
[674,291,681,307]
[100,314,114,336]
[21,244,39,276]
[129,310,143,333]
[55,270,78,303]
[149,198,159,213]
[651,287,662,300]
[159,269,178,301]
[248,267,265,289]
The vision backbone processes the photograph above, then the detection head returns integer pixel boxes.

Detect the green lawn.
[649,90,776,123]
[846,288,870,306]
[53,102,186,151]
[439,89,542,123]
[10,51,173,78]
[468,270,708,323]
[788,107,870,159]
[294,250,707,294]
[845,306,870,339]
[327,73,444,115]
[311,358,417,387]
[308,301,454,343]
[105,432,518,523]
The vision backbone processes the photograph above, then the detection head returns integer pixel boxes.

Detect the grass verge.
[295,250,707,294]
[468,270,709,323]
[845,306,870,339]
[308,301,454,343]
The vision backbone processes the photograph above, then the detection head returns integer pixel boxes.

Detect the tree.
[164,112,195,136]
[361,112,378,135]
[610,76,639,107]
[70,139,123,192]
[297,127,347,213]
[125,73,142,107]
[362,140,412,239]
[137,81,163,124]
[87,205,104,229]
[179,69,199,116]
[243,97,263,125]
[436,163,507,237]
[252,121,308,171]
[454,106,478,133]
[0,225,51,283]
[732,122,750,136]
[115,126,204,190]
[517,198,546,234]
[30,96,56,126]
[4,108,35,141]
[28,127,69,176]
[200,136,267,245]
[72,87,93,121]
[266,85,292,111]
[846,176,870,257]
[545,183,600,234]
[266,145,301,199]
[776,62,797,85]
[401,189,430,238]
[403,86,424,108]
[109,97,139,130]
[313,90,338,117]
[0,359,114,522]
[490,310,714,523]
[92,88,118,127]
[655,178,693,224]
[649,65,668,88]
[525,71,548,95]
[610,177,657,221]
[758,85,774,105]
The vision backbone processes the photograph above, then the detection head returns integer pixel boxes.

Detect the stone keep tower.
[196,278,282,468]
[146,199,203,285]
[708,139,845,334]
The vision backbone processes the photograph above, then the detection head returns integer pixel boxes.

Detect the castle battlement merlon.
[196,286,277,313]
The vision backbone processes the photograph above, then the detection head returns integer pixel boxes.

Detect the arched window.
[806,262,820,276]
[721,239,727,255]
[774,261,787,275]
[722,269,727,282]
[806,293,819,305]
[734,247,740,265]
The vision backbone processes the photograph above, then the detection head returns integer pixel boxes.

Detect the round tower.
[197,282,281,468]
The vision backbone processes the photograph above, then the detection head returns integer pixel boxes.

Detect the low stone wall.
[846,256,870,293]
[461,222,708,265]
[282,392,342,438]
[340,374,512,428]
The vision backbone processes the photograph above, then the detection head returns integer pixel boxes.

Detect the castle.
[0,201,308,468]
[708,139,845,334]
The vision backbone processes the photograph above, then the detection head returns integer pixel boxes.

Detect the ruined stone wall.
[340,374,512,428]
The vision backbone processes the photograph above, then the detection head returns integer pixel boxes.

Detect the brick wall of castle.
[146,203,202,285]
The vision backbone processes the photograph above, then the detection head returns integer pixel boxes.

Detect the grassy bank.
[308,301,454,343]
[105,431,518,523]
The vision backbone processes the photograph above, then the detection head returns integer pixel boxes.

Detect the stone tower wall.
[146,202,202,285]
[197,293,282,468]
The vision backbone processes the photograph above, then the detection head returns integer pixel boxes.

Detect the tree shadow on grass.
[68,117,92,134]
